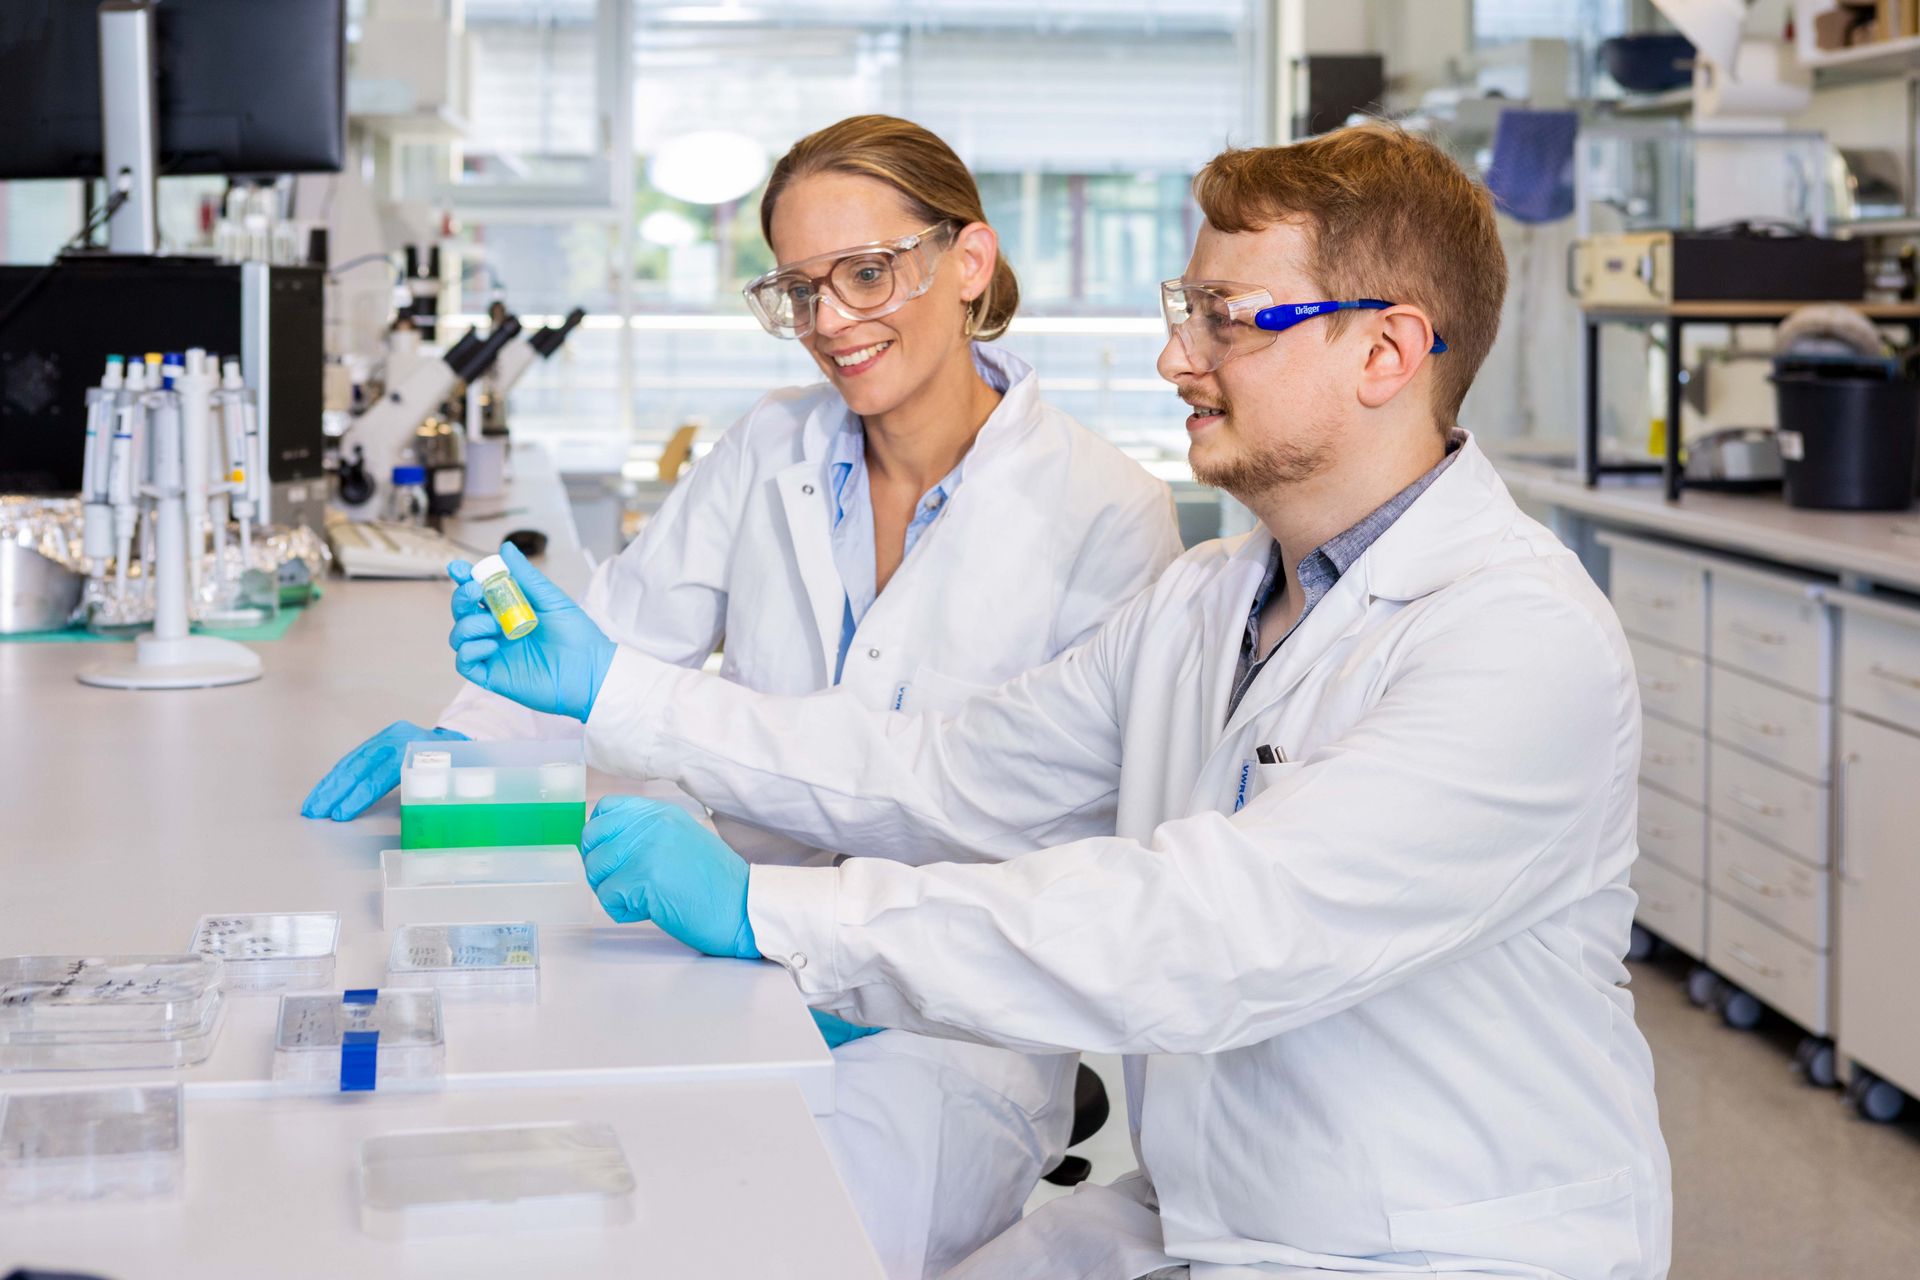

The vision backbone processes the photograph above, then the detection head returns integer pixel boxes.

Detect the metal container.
[0,542,83,634]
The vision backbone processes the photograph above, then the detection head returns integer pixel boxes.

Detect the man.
[448,123,1671,1280]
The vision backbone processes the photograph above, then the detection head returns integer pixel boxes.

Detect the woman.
[305,114,1182,1278]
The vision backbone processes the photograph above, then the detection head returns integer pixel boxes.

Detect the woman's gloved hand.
[447,542,615,722]
[302,721,468,821]
[811,1009,884,1050]
[580,796,760,959]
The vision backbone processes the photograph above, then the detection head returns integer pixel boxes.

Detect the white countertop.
[1,1080,883,1280]
[1498,459,1920,595]
[1,447,867,1272]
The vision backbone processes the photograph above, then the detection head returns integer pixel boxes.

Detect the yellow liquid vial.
[473,555,539,640]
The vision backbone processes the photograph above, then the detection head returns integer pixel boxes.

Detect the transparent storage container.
[0,1083,184,1207]
[358,1121,636,1239]
[399,739,587,852]
[0,955,226,1072]
[272,990,445,1094]
[381,847,602,929]
[388,923,539,1000]
[189,912,340,992]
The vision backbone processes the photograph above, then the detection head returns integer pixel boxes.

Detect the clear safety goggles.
[1159,279,1447,374]
[742,223,956,340]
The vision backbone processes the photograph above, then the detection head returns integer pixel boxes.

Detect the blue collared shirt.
[824,354,1007,682]
[1225,435,1462,722]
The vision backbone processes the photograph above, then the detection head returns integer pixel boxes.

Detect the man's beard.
[1190,415,1329,498]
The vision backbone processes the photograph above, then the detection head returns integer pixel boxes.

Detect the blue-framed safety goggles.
[1160,279,1447,374]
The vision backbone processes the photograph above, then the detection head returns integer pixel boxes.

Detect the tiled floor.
[1028,952,1920,1278]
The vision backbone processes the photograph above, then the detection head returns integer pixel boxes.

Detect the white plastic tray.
[380,847,603,929]
[273,990,446,1094]
[358,1121,635,1239]
[0,1083,184,1207]
[388,923,539,999]
[189,912,340,992]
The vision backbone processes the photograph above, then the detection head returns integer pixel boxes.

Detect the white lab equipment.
[78,349,263,689]
[578,435,1671,1280]
[78,355,125,577]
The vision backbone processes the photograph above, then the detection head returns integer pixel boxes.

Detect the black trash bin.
[1772,359,1920,511]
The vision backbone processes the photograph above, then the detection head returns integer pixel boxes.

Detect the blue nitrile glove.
[580,796,759,958]
[811,1009,884,1050]
[447,542,615,722]
[302,721,468,821]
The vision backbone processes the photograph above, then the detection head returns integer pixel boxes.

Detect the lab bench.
[1501,458,1920,1124]
[0,446,880,1278]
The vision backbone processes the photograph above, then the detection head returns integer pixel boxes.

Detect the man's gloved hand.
[447,542,616,722]
[580,796,759,959]
[811,1009,884,1050]
[301,721,468,821]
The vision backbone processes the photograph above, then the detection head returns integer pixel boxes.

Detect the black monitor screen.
[0,0,345,179]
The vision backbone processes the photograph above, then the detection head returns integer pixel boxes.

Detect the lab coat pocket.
[1386,1168,1639,1280]
[902,665,999,716]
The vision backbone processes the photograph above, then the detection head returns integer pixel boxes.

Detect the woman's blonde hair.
[759,114,1019,342]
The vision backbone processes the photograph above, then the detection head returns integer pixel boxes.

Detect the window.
[448,0,1269,465]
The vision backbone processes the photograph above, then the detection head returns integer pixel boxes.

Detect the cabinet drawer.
[1628,635,1706,731]
[1709,819,1827,949]
[1708,894,1828,1034]
[1639,784,1705,882]
[1840,606,1920,735]
[1708,743,1827,865]
[1710,665,1829,781]
[1632,856,1705,959]
[1709,572,1829,697]
[1641,713,1706,805]
[1610,547,1707,654]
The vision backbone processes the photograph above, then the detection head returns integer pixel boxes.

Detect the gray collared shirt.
[1225,436,1462,723]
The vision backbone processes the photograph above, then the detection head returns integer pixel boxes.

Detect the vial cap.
[392,465,427,485]
[472,554,509,582]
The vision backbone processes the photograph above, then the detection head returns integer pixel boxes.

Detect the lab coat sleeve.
[746,581,1635,1056]
[1050,477,1184,651]
[584,584,1151,865]
[435,415,753,740]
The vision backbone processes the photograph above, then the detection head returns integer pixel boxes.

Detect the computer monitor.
[0,0,345,180]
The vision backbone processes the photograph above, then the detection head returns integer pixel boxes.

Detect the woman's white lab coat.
[578,435,1673,1280]
[436,344,1185,1278]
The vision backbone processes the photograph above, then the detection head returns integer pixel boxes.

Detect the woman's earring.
[962,300,979,339]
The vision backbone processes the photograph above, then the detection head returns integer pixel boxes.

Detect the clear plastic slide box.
[400,739,587,851]
[388,923,539,1000]
[273,990,445,1094]
[381,846,602,929]
[0,1083,184,1207]
[189,912,340,992]
[0,955,225,1072]
[358,1121,636,1240]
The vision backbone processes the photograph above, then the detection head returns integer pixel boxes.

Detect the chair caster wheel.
[1626,924,1655,962]
[1686,966,1720,1008]
[1720,988,1763,1031]
[1795,1037,1837,1088]
[1043,1155,1093,1188]
[1848,1071,1907,1124]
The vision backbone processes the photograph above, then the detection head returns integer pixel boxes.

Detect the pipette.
[80,355,126,578]
[109,360,149,602]
[219,358,264,564]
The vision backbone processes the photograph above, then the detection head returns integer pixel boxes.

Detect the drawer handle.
[1728,710,1786,737]
[1869,662,1920,692]
[1627,591,1678,611]
[1645,751,1680,767]
[1639,676,1678,694]
[1728,867,1783,897]
[1641,823,1676,841]
[1837,752,1862,885]
[1729,620,1788,646]
[1727,944,1779,980]
[1727,788,1783,818]
[1641,897,1675,913]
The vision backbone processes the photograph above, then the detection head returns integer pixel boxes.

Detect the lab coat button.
[801,483,815,495]
[789,953,808,970]
[867,648,881,660]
